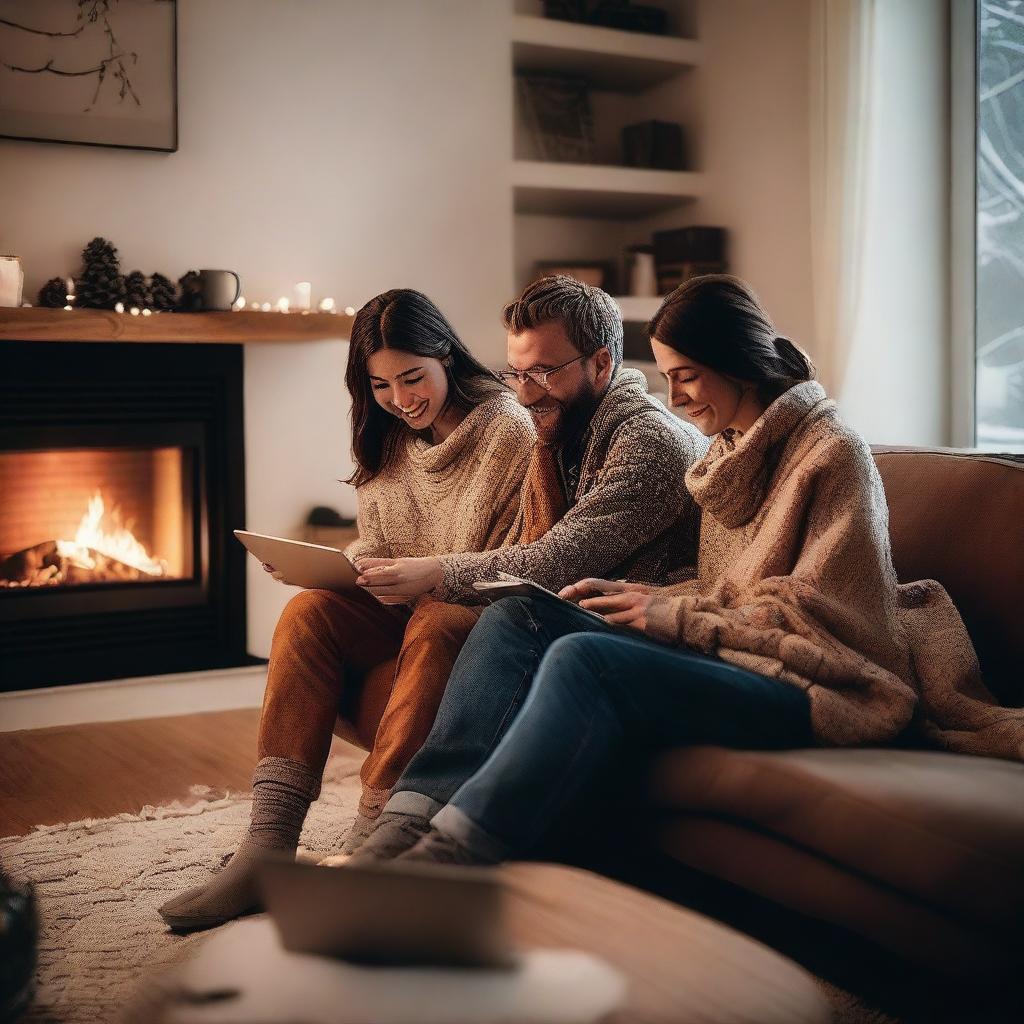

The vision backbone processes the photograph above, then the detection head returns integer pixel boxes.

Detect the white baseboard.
[0,664,268,732]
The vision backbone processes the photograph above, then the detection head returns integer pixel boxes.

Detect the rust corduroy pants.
[258,587,480,818]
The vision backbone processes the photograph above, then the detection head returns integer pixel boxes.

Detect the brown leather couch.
[646,447,1024,980]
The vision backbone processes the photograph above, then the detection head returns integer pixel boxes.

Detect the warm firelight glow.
[55,492,167,577]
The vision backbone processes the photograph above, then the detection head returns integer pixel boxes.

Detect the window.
[976,2,1024,450]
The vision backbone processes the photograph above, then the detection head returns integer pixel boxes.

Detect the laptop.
[258,857,517,968]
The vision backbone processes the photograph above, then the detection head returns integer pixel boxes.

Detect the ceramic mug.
[199,269,241,311]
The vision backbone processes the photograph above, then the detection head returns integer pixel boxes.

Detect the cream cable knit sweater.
[645,380,1024,760]
[437,369,709,603]
[344,391,535,563]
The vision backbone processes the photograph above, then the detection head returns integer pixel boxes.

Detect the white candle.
[277,297,290,313]
[294,281,311,311]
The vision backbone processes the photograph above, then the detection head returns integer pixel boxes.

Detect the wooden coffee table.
[141,861,831,1024]
[501,863,831,1023]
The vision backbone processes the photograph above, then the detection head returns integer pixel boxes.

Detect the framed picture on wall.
[0,0,178,152]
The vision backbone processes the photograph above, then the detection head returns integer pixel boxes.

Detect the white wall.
[0,0,515,658]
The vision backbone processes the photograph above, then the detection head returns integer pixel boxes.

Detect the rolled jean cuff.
[432,803,511,864]
[384,790,444,820]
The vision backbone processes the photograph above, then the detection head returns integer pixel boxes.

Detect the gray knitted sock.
[338,811,378,856]
[157,757,320,931]
[346,810,432,863]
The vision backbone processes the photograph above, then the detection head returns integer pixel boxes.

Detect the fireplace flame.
[55,492,167,576]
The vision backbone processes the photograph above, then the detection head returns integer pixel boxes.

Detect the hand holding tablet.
[234,531,360,592]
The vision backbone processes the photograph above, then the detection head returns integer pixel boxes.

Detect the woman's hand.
[556,578,657,632]
[262,562,288,584]
[355,556,442,605]
[579,588,655,631]
[558,578,654,603]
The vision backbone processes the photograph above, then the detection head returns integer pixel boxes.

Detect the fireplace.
[0,340,250,691]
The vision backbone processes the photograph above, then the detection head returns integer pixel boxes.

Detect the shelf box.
[511,15,699,91]
[512,160,702,218]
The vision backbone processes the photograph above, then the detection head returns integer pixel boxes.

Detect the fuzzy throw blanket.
[646,381,1024,759]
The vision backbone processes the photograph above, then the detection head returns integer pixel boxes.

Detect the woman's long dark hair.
[647,274,815,407]
[345,289,506,487]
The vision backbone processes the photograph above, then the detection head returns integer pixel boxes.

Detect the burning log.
[0,541,163,588]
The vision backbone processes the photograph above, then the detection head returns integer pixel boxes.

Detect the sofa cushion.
[657,817,1019,976]
[648,746,1024,930]
[871,448,1024,705]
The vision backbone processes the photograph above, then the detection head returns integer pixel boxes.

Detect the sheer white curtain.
[834,0,951,444]
[808,0,876,397]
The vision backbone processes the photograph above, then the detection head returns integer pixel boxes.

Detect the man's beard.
[528,380,601,444]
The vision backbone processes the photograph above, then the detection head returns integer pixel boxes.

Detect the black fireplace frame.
[0,340,252,691]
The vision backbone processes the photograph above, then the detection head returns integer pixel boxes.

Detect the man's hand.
[355,556,442,605]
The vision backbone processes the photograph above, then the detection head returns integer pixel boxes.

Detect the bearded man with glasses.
[343,274,708,861]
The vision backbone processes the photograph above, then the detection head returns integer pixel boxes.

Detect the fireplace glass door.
[1,446,196,590]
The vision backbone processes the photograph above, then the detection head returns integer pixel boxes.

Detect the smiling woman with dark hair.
[359,274,1024,868]
[344,289,519,489]
[157,288,535,930]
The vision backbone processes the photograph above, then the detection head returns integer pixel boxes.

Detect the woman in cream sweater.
[159,288,533,928]
[354,274,1023,867]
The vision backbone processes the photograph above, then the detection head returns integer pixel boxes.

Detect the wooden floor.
[0,709,353,837]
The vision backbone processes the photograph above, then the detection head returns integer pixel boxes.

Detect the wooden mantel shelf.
[0,306,354,344]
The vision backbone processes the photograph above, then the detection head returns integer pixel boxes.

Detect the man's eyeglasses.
[496,354,587,391]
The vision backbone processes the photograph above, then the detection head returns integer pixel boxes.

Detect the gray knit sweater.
[437,368,709,603]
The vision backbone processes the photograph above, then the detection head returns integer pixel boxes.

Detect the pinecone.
[177,270,203,312]
[77,236,125,309]
[77,269,125,309]
[149,272,178,311]
[123,270,151,310]
[82,236,118,265]
[38,277,68,308]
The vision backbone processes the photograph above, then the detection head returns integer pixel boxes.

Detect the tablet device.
[234,530,359,591]
[473,573,625,631]
[258,857,516,968]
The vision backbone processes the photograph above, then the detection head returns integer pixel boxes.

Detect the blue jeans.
[388,597,812,858]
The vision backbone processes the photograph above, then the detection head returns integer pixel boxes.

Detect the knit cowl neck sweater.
[345,390,535,563]
[647,380,1024,760]
[686,380,831,528]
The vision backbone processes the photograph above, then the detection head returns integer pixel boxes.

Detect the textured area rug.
[0,749,365,1024]
[0,746,897,1024]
